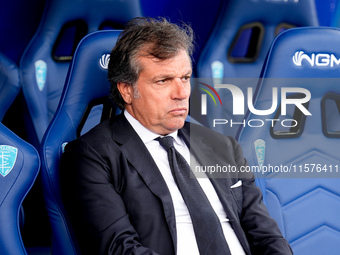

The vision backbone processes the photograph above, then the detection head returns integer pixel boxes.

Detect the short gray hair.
[107,17,194,109]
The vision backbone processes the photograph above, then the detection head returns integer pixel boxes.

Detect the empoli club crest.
[0,145,18,177]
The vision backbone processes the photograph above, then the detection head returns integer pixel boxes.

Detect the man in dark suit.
[61,17,293,255]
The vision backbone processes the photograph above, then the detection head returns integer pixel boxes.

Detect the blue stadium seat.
[39,30,121,255]
[192,0,319,137]
[0,52,20,121]
[315,0,337,26]
[19,0,142,148]
[330,0,340,27]
[0,122,40,255]
[0,0,45,65]
[237,27,340,255]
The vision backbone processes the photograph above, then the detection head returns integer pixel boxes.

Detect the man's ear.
[117,82,134,105]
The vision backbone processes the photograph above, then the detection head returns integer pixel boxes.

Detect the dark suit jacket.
[61,113,292,255]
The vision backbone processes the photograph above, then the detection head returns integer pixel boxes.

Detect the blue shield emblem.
[35,60,47,91]
[211,60,224,85]
[0,145,18,177]
[254,139,265,169]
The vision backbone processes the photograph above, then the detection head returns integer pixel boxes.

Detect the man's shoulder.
[183,121,237,145]
[182,121,247,175]
[79,118,113,141]
[66,114,124,151]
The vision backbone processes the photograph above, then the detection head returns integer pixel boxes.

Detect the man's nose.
[172,78,190,99]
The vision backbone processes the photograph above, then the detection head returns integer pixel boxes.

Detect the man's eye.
[157,79,167,84]
[182,76,191,81]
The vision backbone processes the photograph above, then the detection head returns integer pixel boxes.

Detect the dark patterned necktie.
[156,136,231,255]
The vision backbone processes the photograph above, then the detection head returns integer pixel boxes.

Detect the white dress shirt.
[124,111,245,255]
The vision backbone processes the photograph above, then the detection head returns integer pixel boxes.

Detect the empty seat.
[0,122,40,255]
[237,27,340,255]
[192,0,319,137]
[40,30,121,255]
[20,0,142,148]
[0,52,20,122]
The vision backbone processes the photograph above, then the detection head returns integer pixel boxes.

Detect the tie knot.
[156,136,174,151]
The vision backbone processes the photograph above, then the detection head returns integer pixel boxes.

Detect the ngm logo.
[293,51,340,67]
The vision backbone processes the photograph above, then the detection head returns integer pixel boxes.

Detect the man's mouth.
[170,108,187,115]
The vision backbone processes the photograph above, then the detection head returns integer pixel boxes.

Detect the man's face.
[119,49,192,135]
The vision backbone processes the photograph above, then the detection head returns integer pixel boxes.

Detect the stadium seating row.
[238,27,340,255]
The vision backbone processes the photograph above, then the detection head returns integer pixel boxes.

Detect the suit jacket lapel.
[210,178,252,254]
[180,123,252,254]
[110,116,251,254]
[179,124,238,219]
[110,114,177,250]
